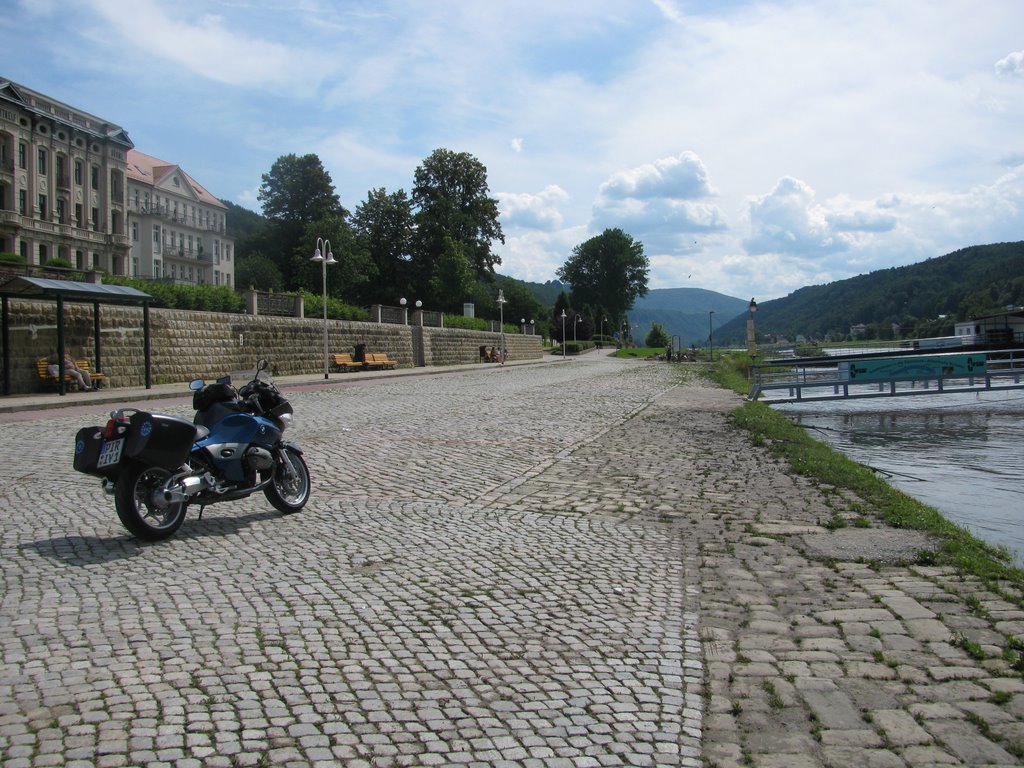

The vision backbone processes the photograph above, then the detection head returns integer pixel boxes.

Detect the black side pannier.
[73,426,110,477]
[124,412,197,469]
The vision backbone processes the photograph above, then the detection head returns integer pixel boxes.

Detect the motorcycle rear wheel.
[264,447,310,514]
[114,463,188,541]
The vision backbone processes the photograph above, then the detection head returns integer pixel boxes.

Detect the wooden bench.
[364,352,397,370]
[332,353,362,372]
[35,358,105,391]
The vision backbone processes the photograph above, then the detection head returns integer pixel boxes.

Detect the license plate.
[97,438,124,468]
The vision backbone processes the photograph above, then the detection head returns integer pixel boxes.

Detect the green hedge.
[105,276,245,313]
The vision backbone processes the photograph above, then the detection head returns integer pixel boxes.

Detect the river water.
[775,391,1024,565]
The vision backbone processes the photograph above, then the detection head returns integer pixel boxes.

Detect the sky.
[5,0,1023,300]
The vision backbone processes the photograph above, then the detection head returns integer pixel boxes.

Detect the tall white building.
[126,150,234,288]
[0,78,133,272]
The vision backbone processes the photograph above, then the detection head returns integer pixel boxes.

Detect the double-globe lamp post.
[311,237,337,379]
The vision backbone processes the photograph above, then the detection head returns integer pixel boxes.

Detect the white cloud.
[598,152,714,201]
[510,138,524,153]
[498,185,569,231]
[85,0,320,93]
[996,51,1024,78]
[744,177,849,258]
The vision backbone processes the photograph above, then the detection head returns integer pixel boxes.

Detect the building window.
[18,189,26,215]
[154,259,161,278]
[91,165,99,190]
[56,198,66,224]
[38,194,47,220]
[39,244,48,263]
[17,142,26,170]
[132,257,138,277]
[153,224,160,243]
[132,222,138,241]
[37,148,47,175]
[91,207,99,231]
[75,203,83,227]
[74,160,83,185]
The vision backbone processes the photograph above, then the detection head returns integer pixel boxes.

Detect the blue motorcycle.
[73,359,310,541]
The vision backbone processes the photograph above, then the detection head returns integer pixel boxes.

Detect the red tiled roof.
[127,149,226,210]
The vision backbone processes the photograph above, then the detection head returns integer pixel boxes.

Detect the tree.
[645,322,670,348]
[353,187,414,304]
[558,228,649,324]
[256,154,347,290]
[297,217,375,305]
[430,236,474,312]
[258,154,345,223]
[235,253,284,292]
[412,149,504,301]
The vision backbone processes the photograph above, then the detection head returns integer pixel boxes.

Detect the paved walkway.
[1,355,1022,766]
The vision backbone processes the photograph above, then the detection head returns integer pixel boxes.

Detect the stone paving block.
[923,717,1019,765]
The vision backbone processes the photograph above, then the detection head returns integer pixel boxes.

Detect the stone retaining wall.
[1,300,543,393]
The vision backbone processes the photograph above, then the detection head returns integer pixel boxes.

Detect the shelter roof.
[0,276,152,304]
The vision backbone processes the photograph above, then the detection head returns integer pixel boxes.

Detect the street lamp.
[530,319,535,335]
[521,317,525,334]
[574,314,581,345]
[561,309,567,358]
[400,297,408,325]
[497,289,506,364]
[747,298,758,357]
[708,310,715,362]
[311,237,337,379]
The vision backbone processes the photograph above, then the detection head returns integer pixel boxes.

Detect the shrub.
[43,257,74,270]
[0,252,26,266]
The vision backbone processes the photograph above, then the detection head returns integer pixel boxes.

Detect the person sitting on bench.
[49,348,95,391]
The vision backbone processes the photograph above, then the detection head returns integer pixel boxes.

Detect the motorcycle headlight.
[278,412,294,430]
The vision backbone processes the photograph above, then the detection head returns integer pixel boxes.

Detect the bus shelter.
[0,276,154,396]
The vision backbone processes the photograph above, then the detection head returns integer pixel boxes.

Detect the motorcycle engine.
[243,446,274,472]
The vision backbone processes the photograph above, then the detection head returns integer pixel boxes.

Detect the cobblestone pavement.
[2,355,1024,767]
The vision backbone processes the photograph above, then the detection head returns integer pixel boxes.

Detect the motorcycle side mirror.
[257,359,268,372]
[189,379,205,391]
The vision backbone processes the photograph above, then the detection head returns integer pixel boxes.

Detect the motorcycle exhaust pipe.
[157,472,216,507]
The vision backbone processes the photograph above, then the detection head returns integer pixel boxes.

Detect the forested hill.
[628,288,749,346]
[717,241,1024,343]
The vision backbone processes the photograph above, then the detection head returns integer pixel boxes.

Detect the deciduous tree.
[412,149,504,302]
[558,229,649,326]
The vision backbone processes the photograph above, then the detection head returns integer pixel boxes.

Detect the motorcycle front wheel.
[114,463,188,541]
[264,446,310,514]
